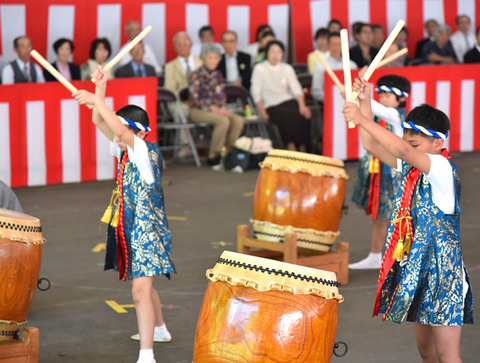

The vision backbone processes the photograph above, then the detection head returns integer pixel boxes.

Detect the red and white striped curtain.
[323,64,480,160]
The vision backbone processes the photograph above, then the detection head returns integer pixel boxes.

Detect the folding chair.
[291,63,308,75]
[223,84,269,139]
[157,87,201,167]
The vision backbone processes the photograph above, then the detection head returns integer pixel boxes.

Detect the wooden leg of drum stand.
[237,225,349,285]
[0,327,39,362]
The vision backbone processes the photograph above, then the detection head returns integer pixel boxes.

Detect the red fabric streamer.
[116,151,129,281]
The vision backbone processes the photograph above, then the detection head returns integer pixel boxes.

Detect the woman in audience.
[188,43,245,169]
[422,24,457,64]
[251,40,311,152]
[81,38,115,80]
[44,38,81,81]
[253,30,276,64]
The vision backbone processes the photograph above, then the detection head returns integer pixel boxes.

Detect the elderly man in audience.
[2,36,45,84]
[311,32,358,104]
[217,30,251,90]
[115,42,156,78]
[415,19,438,59]
[188,43,245,169]
[116,20,162,75]
[464,27,480,63]
[164,32,202,95]
[307,28,329,74]
[450,15,476,63]
[422,24,457,64]
[191,25,223,58]
[349,23,379,67]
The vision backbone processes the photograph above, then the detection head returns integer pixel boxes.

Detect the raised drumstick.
[340,29,354,128]
[315,50,345,92]
[30,49,93,109]
[350,20,405,101]
[376,48,408,68]
[92,25,152,82]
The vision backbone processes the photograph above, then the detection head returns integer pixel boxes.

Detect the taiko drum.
[193,251,344,362]
[0,208,45,341]
[252,149,348,251]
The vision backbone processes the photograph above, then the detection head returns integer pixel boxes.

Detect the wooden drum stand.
[237,225,349,285]
[0,327,39,362]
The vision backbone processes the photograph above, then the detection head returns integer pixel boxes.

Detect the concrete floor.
[9,151,480,363]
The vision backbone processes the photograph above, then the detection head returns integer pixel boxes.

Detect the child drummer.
[74,66,175,363]
[343,71,473,362]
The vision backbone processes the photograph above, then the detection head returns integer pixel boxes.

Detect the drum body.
[194,251,343,363]
[0,208,44,341]
[252,149,348,251]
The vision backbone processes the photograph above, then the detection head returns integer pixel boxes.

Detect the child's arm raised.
[90,67,114,141]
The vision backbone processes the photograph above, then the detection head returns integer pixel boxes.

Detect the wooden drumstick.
[376,48,408,68]
[350,20,405,101]
[30,50,93,109]
[315,50,345,92]
[92,25,152,82]
[340,29,354,128]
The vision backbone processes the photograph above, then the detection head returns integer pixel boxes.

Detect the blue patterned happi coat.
[352,111,406,220]
[378,159,474,325]
[105,141,175,280]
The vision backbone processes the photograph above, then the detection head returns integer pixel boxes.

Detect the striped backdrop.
[292,0,479,62]
[0,78,158,188]
[0,0,289,66]
[323,64,480,160]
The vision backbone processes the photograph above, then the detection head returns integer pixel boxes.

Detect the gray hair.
[434,24,451,39]
[200,42,221,60]
[173,31,190,44]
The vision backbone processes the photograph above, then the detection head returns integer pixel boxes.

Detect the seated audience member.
[350,21,363,46]
[422,24,457,64]
[415,19,438,59]
[251,40,311,152]
[116,20,162,75]
[382,42,405,67]
[191,25,223,58]
[371,24,385,49]
[307,28,329,74]
[44,38,80,82]
[188,43,245,169]
[393,27,409,66]
[217,30,251,89]
[450,15,476,63]
[115,42,155,78]
[312,32,358,104]
[2,36,45,84]
[0,180,23,212]
[164,32,202,95]
[243,24,273,66]
[350,23,379,67]
[254,30,276,64]
[464,27,480,63]
[81,38,115,80]
[327,19,342,33]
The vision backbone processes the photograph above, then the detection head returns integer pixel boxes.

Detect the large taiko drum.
[194,251,344,362]
[0,208,45,341]
[251,149,348,252]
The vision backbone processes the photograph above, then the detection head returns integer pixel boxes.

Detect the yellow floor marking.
[211,241,234,247]
[105,300,135,313]
[92,243,106,252]
[167,216,188,221]
[243,191,255,197]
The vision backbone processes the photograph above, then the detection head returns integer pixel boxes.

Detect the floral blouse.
[188,66,226,110]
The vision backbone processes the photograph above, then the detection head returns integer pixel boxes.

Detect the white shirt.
[116,42,162,75]
[311,56,357,102]
[178,55,197,75]
[225,52,240,82]
[110,135,154,185]
[370,99,403,137]
[450,31,476,63]
[1,58,45,84]
[396,154,454,214]
[250,62,303,109]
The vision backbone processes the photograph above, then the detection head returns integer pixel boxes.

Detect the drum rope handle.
[333,341,348,357]
[268,283,294,294]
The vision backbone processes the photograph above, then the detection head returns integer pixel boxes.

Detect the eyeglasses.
[175,40,191,46]
[222,39,236,43]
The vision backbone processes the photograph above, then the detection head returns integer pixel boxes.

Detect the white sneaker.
[349,253,382,269]
[211,163,224,171]
[130,325,172,343]
[230,165,244,173]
